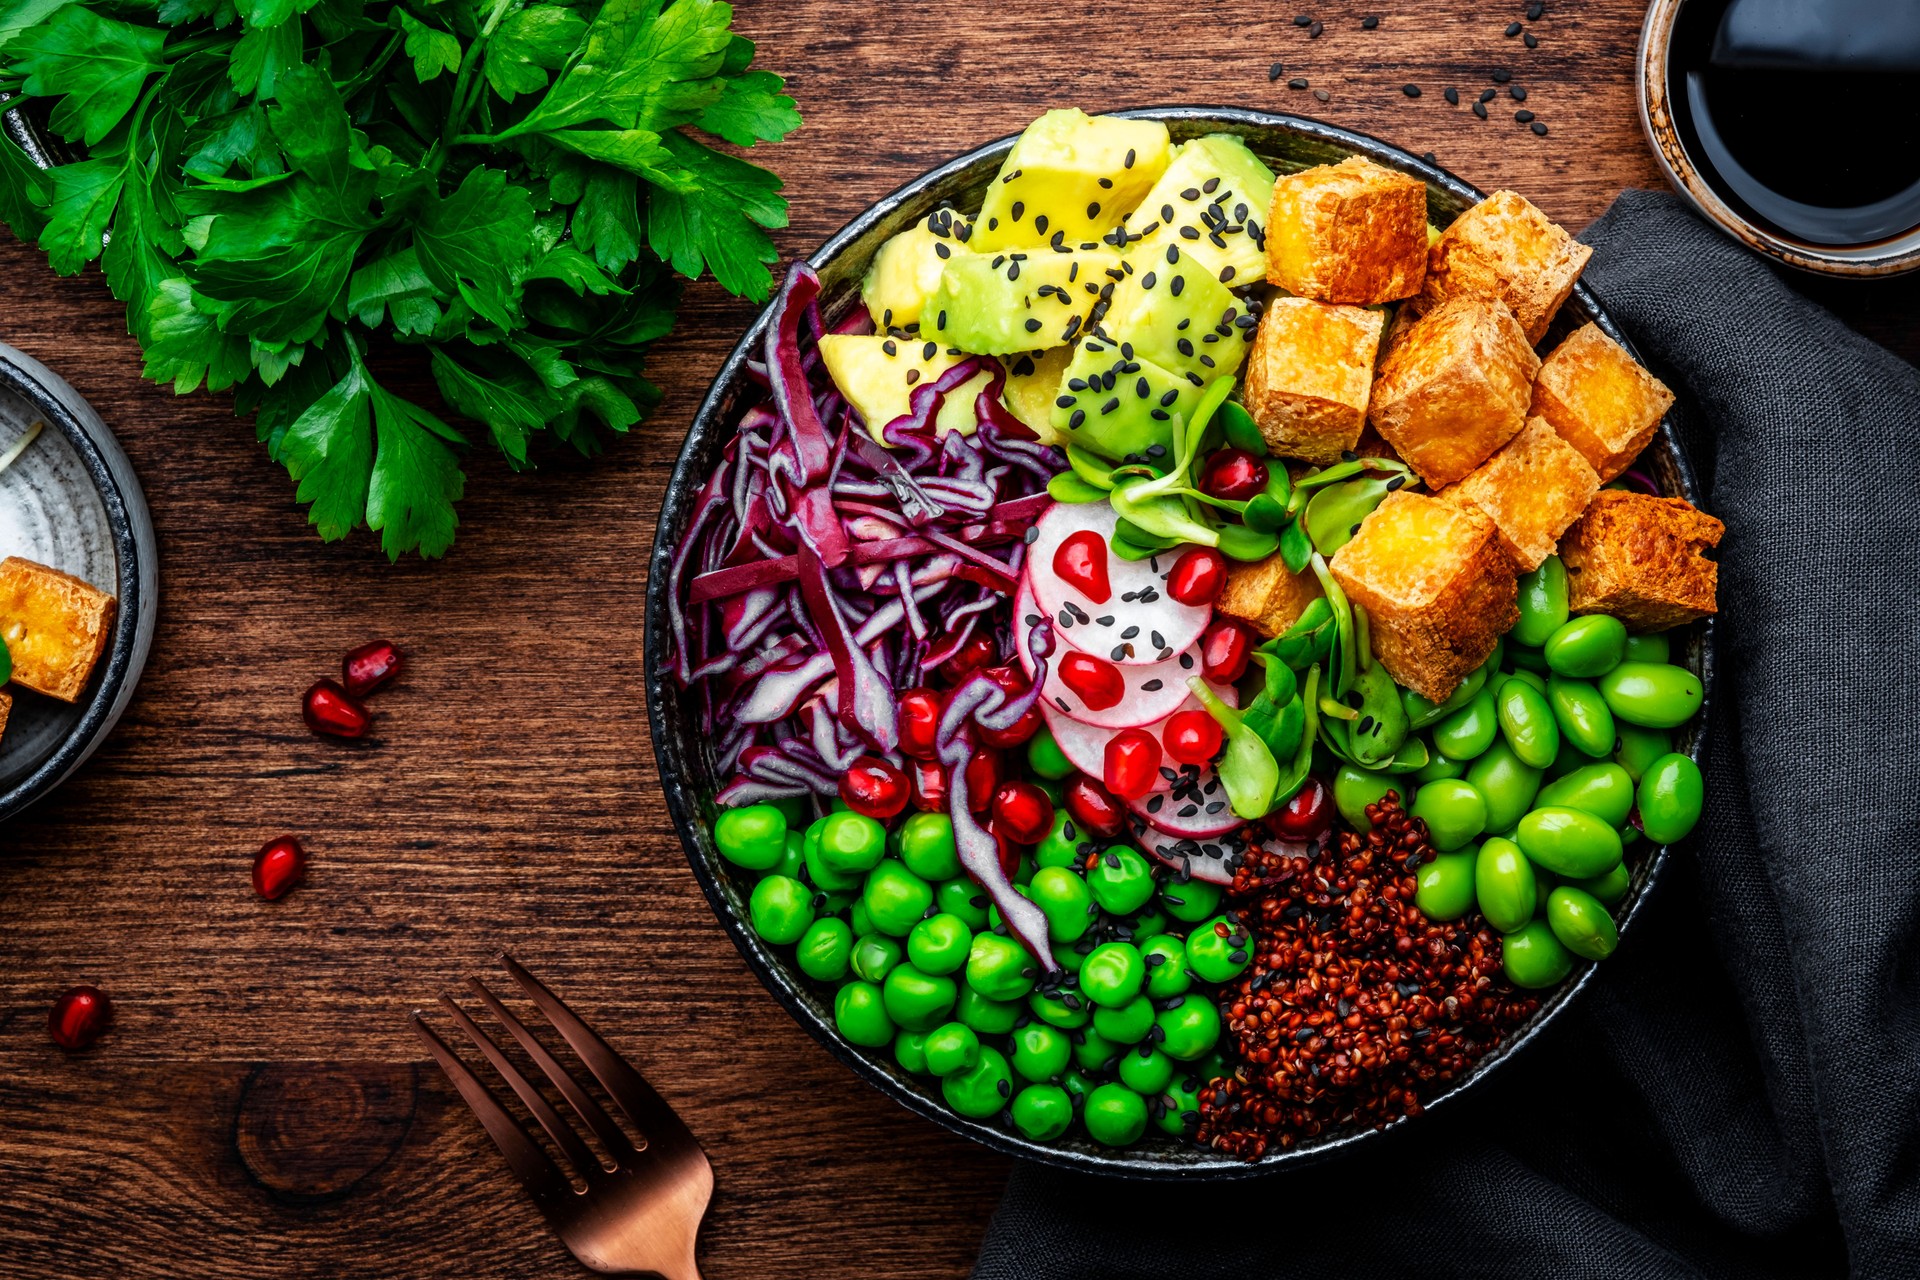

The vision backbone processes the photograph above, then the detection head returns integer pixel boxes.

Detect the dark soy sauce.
[1669,0,1920,245]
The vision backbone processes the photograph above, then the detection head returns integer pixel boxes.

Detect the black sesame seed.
[1423,151,1437,164]
[1532,120,1548,135]
[1512,85,1528,101]
[1528,1,1544,17]
[1124,148,1136,168]
[1170,276,1185,297]
[1288,77,1308,89]
[1069,409,1086,428]
[1362,14,1378,28]
[1516,109,1535,123]
[1473,101,1488,119]
[1493,67,1512,82]
[1314,89,1330,103]
[1402,83,1421,97]
[904,369,920,384]
[1035,214,1049,233]
[882,339,897,356]
[1292,13,1311,26]
[1101,397,1119,415]
[1141,271,1157,289]
[1506,21,1522,36]
[1010,201,1024,220]
[1310,19,1323,36]
[1443,86,1459,105]
[1086,202,1100,219]
[923,341,937,360]
[1525,33,1538,48]
[1269,61,1285,82]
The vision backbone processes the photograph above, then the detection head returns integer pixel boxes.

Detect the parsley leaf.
[410,164,534,330]
[396,10,459,84]
[9,6,165,146]
[646,130,785,300]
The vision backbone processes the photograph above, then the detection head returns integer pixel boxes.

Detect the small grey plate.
[0,343,157,824]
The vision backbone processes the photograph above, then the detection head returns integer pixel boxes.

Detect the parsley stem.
[339,32,404,102]
[162,31,233,62]
[440,0,520,159]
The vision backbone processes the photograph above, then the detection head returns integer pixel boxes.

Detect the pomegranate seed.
[1166,547,1228,607]
[1052,529,1112,603]
[302,678,371,738]
[840,756,910,820]
[909,759,949,812]
[1057,652,1126,712]
[1200,619,1252,683]
[897,687,944,760]
[938,634,998,684]
[964,747,1003,813]
[341,639,402,698]
[1269,774,1333,841]
[47,985,111,1051]
[252,835,306,900]
[991,780,1055,845]
[975,665,1040,749]
[1064,774,1128,838]
[1199,448,1269,503]
[1104,728,1163,800]
[1163,709,1225,766]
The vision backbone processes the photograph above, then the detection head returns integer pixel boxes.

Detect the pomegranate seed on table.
[839,756,910,820]
[1052,529,1112,603]
[302,678,371,738]
[909,759,949,812]
[1165,547,1228,607]
[1163,709,1224,766]
[975,666,1040,748]
[1200,619,1252,683]
[1103,728,1163,800]
[991,780,1055,845]
[1269,774,1333,841]
[252,835,307,900]
[1057,652,1126,712]
[938,634,998,684]
[341,639,403,698]
[964,747,1003,812]
[897,687,944,760]
[47,986,111,1051]
[1063,773,1128,839]
[1199,448,1269,503]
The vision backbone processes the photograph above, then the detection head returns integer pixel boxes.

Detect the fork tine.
[410,1012,567,1200]
[438,994,604,1180]
[463,976,636,1163]
[500,953,700,1153]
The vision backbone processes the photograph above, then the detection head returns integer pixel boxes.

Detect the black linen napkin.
[972,189,1920,1280]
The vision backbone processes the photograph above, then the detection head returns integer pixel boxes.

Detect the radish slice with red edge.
[1027,501,1211,665]
[1014,583,1201,729]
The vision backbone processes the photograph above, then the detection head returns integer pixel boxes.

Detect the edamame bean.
[796,917,854,981]
[1546,886,1618,960]
[1622,633,1670,664]
[1083,1082,1148,1147]
[818,810,889,876]
[967,932,1039,1001]
[1118,1045,1175,1095]
[1498,668,1548,695]
[1517,806,1624,878]
[1548,675,1617,758]
[1544,615,1627,678]
[907,913,974,975]
[1573,861,1631,908]
[835,980,895,1046]
[1028,866,1095,943]
[1404,666,1488,730]
[1155,995,1223,1061]
[749,875,815,944]
[1598,662,1704,729]
[863,861,934,936]
[1513,557,1570,646]
[954,985,1022,1035]
[1092,994,1156,1044]
[714,804,789,870]
[1501,920,1574,989]
[1160,879,1223,923]
[1074,1028,1121,1071]
[1475,837,1537,933]
[1638,753,1705,843]
[1411,779,1488,852]
[1080,942,1146,1008]
[1029,985,1092,1029]
[1011,1084,1074,1141]
[1414,851,1476,921]
[1508,644,1550,672]
[1496,678,1560,768]
[922,1022,979,1077]
[1413,754,1466,784]
[1011,1022,1072,1082]
[894,1029,931,1074]
[1141,934,1192,998]
[1334,764,1400,829]
[1026,726,1077,780]
[1467,742,1544,833]
[1614,724,1673,782]
[883,963,956,1031]
[1433,689,1499,760]
[936,879,991,930]
[1186,916,1252,982]
[1034,809,1082,870]
[942,1045,1013,1119]
[1536,763,1636,827]
[1086,846,1156,915]
[895,812,961,881]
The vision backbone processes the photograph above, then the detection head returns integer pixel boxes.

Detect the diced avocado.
[1098,253,1251,384]
[972,109,1171,253]
[861,209,971,332]
[1000,347,1073,446]
[1121,135,1276,288]
[1048,336,1202,461]
[925,248,1121,355]
[819,334,995,443]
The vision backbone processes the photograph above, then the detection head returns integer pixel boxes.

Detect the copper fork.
[410,953,713,1279]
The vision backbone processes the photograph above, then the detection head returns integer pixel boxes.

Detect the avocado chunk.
[1000,347,1072,446]
[1121,134,1276,288]
[972,109,1171,253]
[925,247,1122,355]
[1098,252,1252,384]
[862,209,972,332]
[819,334,995,443]
[1047,336,1203,461]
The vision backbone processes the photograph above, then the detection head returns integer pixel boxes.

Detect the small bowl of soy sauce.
[1641,0,1920,276]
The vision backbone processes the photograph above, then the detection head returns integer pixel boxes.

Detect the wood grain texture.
[0,3,1910,1277]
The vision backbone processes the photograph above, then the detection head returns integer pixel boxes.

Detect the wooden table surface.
[1,4,1913,1277]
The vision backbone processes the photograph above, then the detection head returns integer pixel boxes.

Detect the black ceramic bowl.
[645,107,1713,1178]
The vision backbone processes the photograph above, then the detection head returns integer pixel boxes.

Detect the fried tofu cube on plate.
[1559,491,1723,632]
[1266,157,1429,305]
[1242,297,1385,465]
[1531,323,1676,482]
[0,556,116,702]
[1417,190,1592,343]
[0,688,10,742]
[1217,552,1322,639]
[1439,417,1600,571]
[1331,492,1518,703]
[1368,296,1540,489]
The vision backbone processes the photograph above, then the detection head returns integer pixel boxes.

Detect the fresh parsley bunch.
[0,0,798,556]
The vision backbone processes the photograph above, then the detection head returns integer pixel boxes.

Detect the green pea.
[714,803,789,871]
[1029,985,1092,1029]
[1083,1082,1149,1147]
[863,861,934,937]
[850,933,902,983]
[893,812,959,881]
[1074,1027,1121,1071]
[1033,809,1083,870]
[1475,837,1537,933]
[1513,556,1570,647]
[1011,1083,1074,1141]
[1080,942,1145,1008]
[1053,940,1088,975]
[894,1028,931,1074]
[804,818,863,893]
[883,963,957,1031]
[1411,779,1488,852]
[1118,1044,1175,1095]
[1414,851,1476,921]
[1544,614,1627,678]
[1023,866,1092,943]
[1546,886,1618,960]
[1639,753,1705,844]
[770,794,811,829]
[1598,662,1704,729]
[1501,920,1574,989]
[1334,764,1400,829]
[1614,724,1673,783]
[1092,994,1156,1045]
[795,917,853,981]
[942,1044,1013,1119]
[1537,763,1636,827]
[1141,934,1193,998]
[1433,689,1499,761]
[1062,1068,1098,1103]
[936,878,991,931]
[906,913,974,975]
[834,980,895,1047]
[1087,846,1156,915]
[1129,904,1171,939]
[921,1022,980,1077]
[1466,742,1544,833]
[966,932,1039,1002]
[1025,727,1077,780]
[954,985,1022,1035]
[1517,806,1624,878]
[1011,1022,1072,1082]
[749,874,815,944]
[1496,677,1560,769]
[1185,916,1252,983]
[818,810,889,876]
[1548,676,1618,758]
[1155,995,1223,1061]
[769,829,806,880]
[1160,878,1223,923]
[1155,1072,1204,1136]
[1622,633,1670,664]
[1573,861,1631,908]
[1014,854,1037,888]
[1413,753,1466,784]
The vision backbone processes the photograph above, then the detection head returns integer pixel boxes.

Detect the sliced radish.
[1038,688,1236,795]
[1128,770,1243,838]
[1015,583,1200,728]
[1027,502,1211,665]
[1130,809,1248,886]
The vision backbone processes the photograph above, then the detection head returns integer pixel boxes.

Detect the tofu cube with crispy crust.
[0,557,116,702]
[1217,553,1323,639]
[1439,418,1600,571]
[0,689,10,742]
[1265,157,1429,305]
[1242,297,1386,465]
[1331,492,1518,702]
[1530,323,1676,482]
[1559,491,1723,631]
[1368,296,1541,489]
[1417,191,1592,343]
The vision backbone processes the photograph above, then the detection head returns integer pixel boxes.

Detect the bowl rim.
[0,344,157,824]
[645,105,1713,1178]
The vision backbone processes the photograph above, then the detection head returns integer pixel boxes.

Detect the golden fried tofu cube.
[1241,297,1386,465]
[0,689,10,742]
[0,557,116,702]
[1265,157,1429,305]
[1439,418,1600,571]
[1531,323,1676,482]
[1330,492,1518,702]
[1217,553,1323,639]
[1417,190,1592,343]
[1368,296,1540,489]
[1559,491,1723,631]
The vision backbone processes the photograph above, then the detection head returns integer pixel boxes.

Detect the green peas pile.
[709,788,1239,1149]
[1331,555,1706,989]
